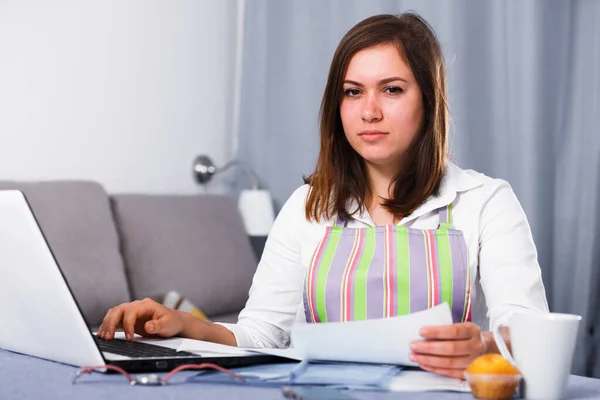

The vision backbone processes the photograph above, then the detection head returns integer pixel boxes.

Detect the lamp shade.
[237,189,275,236]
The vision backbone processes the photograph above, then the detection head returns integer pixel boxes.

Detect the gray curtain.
[236,0,600,377]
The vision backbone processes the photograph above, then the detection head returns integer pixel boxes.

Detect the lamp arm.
[217,160,260,190]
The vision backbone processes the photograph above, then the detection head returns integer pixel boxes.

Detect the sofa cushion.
[0,181,131,325]
[111,195,257,317]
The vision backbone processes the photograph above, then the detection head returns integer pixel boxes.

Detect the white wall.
[0,0,238,194]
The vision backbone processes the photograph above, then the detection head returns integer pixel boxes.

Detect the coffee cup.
[493,313,581,400]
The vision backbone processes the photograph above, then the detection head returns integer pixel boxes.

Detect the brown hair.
[305,12,448,222]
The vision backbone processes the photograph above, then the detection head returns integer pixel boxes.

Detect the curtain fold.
[237,0,600,376]
[552,0,600,376]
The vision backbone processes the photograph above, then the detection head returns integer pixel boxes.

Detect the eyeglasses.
[72,363,246,386]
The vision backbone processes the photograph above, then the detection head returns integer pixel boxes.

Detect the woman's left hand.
[410,322,487,379]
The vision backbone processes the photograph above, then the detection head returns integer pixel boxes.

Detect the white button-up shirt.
[220,163,549,348]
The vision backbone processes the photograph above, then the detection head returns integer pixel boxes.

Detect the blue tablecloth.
[1,349,599,399]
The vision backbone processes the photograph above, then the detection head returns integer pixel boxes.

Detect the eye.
[384,86,403,94]
[344,88,361,97]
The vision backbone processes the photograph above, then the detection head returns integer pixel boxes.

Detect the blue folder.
[186,361,402,390]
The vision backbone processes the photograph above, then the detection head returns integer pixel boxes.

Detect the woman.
[97,12,548,379]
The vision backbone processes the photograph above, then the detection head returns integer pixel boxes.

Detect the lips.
[358,130,388,141]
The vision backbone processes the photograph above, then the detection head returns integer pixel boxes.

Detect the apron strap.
[437,203,454,229]
[334,214,347,227]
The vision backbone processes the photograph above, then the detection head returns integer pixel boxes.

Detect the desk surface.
[1,349,600,399]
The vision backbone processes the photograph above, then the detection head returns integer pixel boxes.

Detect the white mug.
[493,313,581,400]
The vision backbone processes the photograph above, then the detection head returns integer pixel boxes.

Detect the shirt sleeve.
[477,179,549,331]
[217,186,309,348]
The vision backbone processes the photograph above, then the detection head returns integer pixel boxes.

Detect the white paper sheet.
[246,347,303,360]
[286,302,453,365]
[177,339,260,357]
[388,370,471,392]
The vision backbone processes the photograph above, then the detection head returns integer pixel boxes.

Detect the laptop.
[0,190,282,372]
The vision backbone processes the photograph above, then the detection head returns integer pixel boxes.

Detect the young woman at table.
[97,12,548,379]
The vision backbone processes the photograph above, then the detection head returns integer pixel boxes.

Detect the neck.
[364,161,400,207]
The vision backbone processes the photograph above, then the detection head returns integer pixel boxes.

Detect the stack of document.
[188,362,402,391]
[176,303,470,392]
[185,362,470,392]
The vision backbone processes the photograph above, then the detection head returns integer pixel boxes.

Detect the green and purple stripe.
[305,205,471,323]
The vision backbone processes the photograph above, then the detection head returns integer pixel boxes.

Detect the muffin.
[464,354,521,400]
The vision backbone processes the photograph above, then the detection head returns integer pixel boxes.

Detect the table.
[1,349,599,399]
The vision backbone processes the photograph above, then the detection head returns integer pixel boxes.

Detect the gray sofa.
[0,180,259,326]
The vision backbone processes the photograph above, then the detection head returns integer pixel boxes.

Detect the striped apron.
[303,204,471,324]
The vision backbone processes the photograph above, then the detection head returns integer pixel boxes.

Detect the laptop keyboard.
[94,336,197,358]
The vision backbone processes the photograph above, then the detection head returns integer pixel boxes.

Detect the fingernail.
[410,343,418,351]
[126,332,131,341]
[419,328,428,336]
[410,354,417,362]
[147,322,154,332]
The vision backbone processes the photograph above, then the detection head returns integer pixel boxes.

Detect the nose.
[360,93,382,122]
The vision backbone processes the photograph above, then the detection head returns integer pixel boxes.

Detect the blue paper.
[188,362,402,390]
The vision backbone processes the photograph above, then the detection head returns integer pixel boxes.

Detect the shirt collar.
[349,162,483,226]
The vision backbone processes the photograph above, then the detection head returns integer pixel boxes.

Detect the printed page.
[388,370,471,392]
[290,303,453,365]
[177,339,260,356]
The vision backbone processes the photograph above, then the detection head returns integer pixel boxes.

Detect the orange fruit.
[466,354,520,375]
[465,355,521,400]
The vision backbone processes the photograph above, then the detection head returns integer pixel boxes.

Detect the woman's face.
[340,44,424,171]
